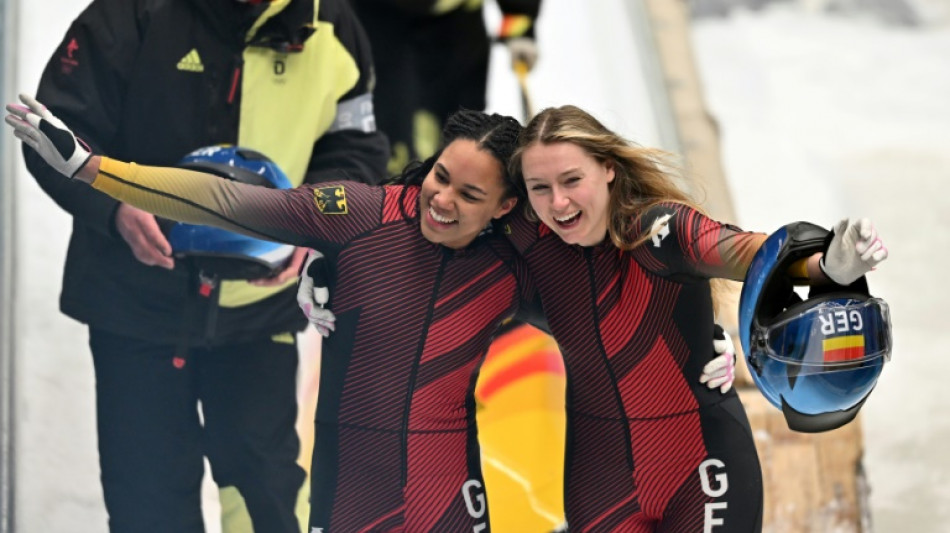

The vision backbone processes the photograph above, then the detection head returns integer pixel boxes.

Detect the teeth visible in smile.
[429,207,457,224]
[555,211,580,223]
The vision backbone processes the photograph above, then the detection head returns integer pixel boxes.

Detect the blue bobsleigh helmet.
[739,222,892,433]
[169,145,294,280]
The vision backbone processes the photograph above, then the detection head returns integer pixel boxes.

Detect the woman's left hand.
[295,249,335,337]
[820,218,888,285]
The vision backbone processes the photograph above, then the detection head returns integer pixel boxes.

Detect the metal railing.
[0,0,18,530]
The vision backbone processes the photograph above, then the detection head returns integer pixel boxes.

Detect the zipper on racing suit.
[584,247,635,472]
[400,250,450,486]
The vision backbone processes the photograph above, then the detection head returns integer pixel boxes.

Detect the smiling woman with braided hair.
[9,97,534,530]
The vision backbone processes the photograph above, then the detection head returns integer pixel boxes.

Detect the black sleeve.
[362,0,541,19]
[23,0,142,237]
[306,0,390,186]
[350,0,437,17]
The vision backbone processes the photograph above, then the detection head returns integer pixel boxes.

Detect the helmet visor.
[762,298,891,372]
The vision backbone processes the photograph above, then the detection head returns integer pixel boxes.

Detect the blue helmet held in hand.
[169,145,294,280]
[738,222,892,433]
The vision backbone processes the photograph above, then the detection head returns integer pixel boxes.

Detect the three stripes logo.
[177,49,204,73]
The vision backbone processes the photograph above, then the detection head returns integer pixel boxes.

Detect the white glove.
[820,218,888,286]
[700,325,736,394]
[507,37,538,72]
[4,93,92,179]
[296,249,336,337]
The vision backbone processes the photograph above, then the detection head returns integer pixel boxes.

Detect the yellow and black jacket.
[24,0,389,345]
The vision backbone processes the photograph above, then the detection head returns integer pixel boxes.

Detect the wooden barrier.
[740,389,871,532]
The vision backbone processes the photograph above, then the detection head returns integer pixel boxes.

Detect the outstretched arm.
[7,94,329,249]
[638,204,887,286]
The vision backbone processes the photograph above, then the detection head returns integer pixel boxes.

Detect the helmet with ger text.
[739,222,892,433]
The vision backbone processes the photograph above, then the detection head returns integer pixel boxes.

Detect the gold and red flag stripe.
[822,335,865,363]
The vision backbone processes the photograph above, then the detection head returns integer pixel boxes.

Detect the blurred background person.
[350,0,542,172]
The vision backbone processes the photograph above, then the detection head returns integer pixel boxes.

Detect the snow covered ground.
[688,5,950,532]
[8,0,950,531]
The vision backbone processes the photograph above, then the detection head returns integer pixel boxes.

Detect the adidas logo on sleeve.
[177,49,204,72]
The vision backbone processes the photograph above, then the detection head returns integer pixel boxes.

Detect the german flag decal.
[822,335,865,362]
[314,186,347,215]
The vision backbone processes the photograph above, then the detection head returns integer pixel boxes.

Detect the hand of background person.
[507,37,538,72]
[296,249,335,337]
[250,246,308,287]
[4,93,91,178]
[700,324,736,394]
[115,204,175,270]
[820,218,888,285]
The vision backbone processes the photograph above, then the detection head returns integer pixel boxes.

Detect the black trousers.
[89,328,305,533]
[352,1,491,167]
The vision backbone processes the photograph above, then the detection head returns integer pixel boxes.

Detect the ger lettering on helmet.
[738,222,892,433]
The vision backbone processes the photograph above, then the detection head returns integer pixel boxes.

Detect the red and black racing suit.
[92,158,536,531]
[508,203,765,532]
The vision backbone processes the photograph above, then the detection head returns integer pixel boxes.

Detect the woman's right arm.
[6,95,378,249]
[89,156,325,247]
[637,204,886,287]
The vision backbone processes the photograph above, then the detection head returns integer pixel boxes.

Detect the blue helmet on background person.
[739,222,892,433]
[169,145,295,280]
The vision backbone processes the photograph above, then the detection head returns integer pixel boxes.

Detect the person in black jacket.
[21,0,388,531]
[350,0,542,173]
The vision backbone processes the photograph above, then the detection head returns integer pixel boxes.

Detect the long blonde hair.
[511,105,705,250]
[510,105,730,307]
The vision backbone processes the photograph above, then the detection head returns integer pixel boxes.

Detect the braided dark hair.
[392,109,524,223]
